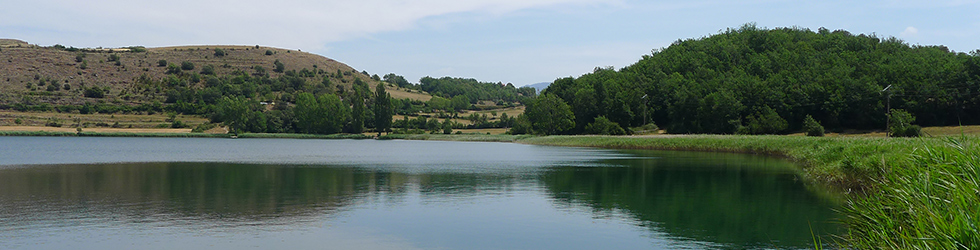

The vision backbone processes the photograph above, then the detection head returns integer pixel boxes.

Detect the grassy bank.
[378,133,533,142]
[513,135,978,248]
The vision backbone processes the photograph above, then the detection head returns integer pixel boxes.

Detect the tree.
[803,115,825,136]
[215,96,251,135]
[383,73,411,88]
[373,83,393,136]
[525,94,575,135]
[349,84,365,133]
[451,95,469,113]
[294,93,350,134]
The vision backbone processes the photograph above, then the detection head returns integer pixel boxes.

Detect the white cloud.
[0,0,616,50]
[900,26,919,37]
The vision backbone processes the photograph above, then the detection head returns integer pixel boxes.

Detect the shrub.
[889,109,921,137]
[273,59,285,73]
[738,107,788,135]
[180,61,195,71]
[201,65,215,75]
[63,84,71,91]
[166,63,181,74]
[158,59,167,67]
[213,48,226,57]
[80,61,88,69]
[46,84,59,92]
[171,120,188,128]
[637,122,659,132]
[83,87,105,98]
[75,54,84,62]
[585,116,627,135]
[14,118,22,125]
[803,115,825,136]
[45,119,62,127]
[265,50,274,55]
[191,123,217,133]
[108,54,120,62]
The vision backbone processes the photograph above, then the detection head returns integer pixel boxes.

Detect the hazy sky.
[2,0,978,85]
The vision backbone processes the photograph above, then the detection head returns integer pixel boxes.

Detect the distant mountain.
[525,82,551,93]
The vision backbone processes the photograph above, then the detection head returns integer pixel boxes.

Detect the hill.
[530,24,980,135]
[525,82,551,94]
[0,41,431,107]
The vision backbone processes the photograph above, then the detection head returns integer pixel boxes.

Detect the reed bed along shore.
[517,135,979,249]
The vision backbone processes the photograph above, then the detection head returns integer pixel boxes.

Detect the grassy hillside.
[0,41,429,106]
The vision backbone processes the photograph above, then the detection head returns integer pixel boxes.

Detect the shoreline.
[0,130,373,139]
[3,130,976,247]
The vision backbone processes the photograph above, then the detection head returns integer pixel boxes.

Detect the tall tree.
[349,83,365,134]
[525,94,575,135]
[373,83,393,136]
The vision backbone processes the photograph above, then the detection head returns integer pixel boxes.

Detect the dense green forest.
[419,76,537,105]
[518,24,980,135]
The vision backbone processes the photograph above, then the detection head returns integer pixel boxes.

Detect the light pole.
[641,94,648,126]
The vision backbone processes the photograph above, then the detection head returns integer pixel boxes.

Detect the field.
[0,110,210,130]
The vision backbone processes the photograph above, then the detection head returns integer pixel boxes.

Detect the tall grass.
[515,135,980,248]
[841,138,980,249]
[518,135,920,191]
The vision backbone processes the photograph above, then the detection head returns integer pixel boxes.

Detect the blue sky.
[2,0,978,86]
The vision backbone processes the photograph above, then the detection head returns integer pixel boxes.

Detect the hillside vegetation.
[0,42,396,106]
[519,24,980,135]
[0,41,533,134]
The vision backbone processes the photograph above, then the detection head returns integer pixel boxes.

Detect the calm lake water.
[0,137,838,249]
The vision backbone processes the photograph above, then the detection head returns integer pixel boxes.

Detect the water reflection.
[0,149,838,249]
[542,150,839,248]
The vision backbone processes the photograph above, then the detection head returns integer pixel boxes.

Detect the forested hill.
[419,76,537,105]
[538,24,980,135]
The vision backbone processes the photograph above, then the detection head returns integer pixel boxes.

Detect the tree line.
[515,24,980,135]
[419,76,537,105]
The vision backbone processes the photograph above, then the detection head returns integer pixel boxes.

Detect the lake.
[0,137,838,249]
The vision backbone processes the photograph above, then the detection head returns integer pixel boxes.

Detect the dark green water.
[0,137,837,249]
